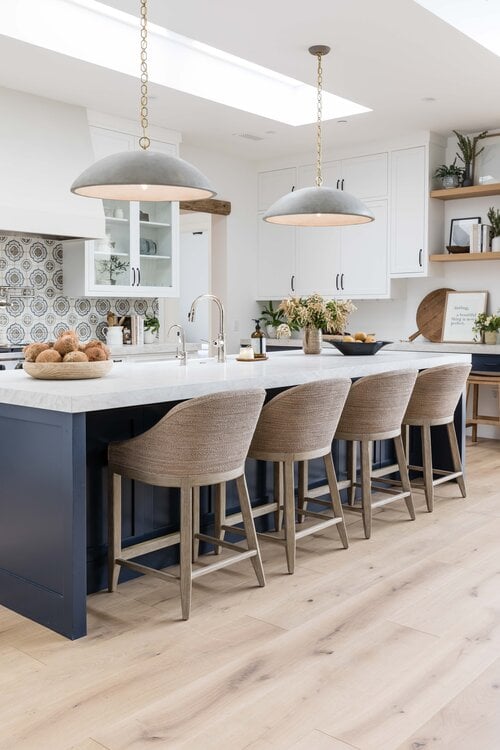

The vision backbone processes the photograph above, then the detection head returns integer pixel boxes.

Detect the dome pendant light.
[71,0,216,202]
[263,46,373,227]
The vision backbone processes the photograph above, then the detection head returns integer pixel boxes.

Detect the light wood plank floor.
[1,439,500,750]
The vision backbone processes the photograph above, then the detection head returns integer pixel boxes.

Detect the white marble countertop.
[0,349,470,414]
[386,341,500,355]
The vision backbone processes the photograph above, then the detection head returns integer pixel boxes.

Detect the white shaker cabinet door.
[258,168,297,212]
[90,126,135,160]
[390,146,426,276]
[296,225,342,296]
[339,200,389,298]
[257,215,296,300]
[340,153,388,199]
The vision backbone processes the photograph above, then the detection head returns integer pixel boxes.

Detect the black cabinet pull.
[132,267,136,286]
[340,273,345,290]
[336,179,340,190]
[137,267,141,285]
[418,248,423,267]
[341,178,344,191]
[291,185,295,192]
[291,274,295,292]
[335,273,339,290]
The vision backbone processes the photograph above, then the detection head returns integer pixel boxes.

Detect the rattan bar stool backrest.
[336,369,418,440]
[109,388,266,480]
[403,363,471,425]
[249,378,351,459]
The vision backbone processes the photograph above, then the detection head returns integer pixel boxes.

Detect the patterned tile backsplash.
[0,236,158,344]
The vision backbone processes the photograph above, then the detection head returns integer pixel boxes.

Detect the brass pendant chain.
[315,51,323,188]
[139,0,150,150]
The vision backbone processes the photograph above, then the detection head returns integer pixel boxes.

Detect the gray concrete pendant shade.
[71,149,216,201]
[263,185,375,226]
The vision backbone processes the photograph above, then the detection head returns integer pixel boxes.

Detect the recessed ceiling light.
[414,0,500,57]
[0,0,371,126]
[337,119,348,124]
[421,96,436,102]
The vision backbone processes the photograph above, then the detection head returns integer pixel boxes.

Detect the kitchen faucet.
[167,323,187,366]
[188,294,226,363]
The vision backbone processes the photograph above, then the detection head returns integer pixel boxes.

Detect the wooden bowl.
[23,360,113,380]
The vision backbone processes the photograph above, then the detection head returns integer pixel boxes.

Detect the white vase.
[144,330,157,344]
[492,236,500,252]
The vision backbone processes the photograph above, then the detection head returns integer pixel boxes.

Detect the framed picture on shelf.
[442,290,488,343]
[473,133,500,185]
[449,216,481,250]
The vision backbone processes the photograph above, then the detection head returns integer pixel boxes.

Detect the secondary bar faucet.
[168,323,187,366]
[188,294,226,363]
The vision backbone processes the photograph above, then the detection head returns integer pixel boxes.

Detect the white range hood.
[0,86,105,239]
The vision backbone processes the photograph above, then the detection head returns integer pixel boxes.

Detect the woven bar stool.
[334,370,418,539]
[107,388,266,620]
[402,363,471,512]
[215,378,351,575]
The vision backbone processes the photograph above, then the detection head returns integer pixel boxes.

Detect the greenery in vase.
[434,161,463,180]
[260,301,299,332]
[453,129,488,170]
[472,312,500,340]
[144,316,160,334]
[278,294,356,335]
[487,207,500,239]
[98,255,130,285]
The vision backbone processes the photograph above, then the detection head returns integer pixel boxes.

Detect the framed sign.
[442,291,488,342]
[449,216,481,248]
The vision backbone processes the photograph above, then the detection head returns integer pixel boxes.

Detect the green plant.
[259,301,286,328]
[97,255,129,284]
[279,294,356,333]
[144,316,160,334]
[472,312,500,337]
[434,161,463,179]
[487,206,500,238]
[453,129,488,166]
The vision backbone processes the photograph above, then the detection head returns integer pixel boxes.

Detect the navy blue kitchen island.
[0,349,470,639]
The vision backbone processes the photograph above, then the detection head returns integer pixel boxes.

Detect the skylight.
[414,0,500,57]
[0,0,371,126]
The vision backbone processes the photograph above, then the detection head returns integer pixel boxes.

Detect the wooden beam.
[180,198,231,216]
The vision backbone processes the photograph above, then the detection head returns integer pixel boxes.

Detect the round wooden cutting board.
[409,288,455,342]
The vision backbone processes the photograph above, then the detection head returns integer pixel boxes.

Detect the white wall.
[180,143,260,353]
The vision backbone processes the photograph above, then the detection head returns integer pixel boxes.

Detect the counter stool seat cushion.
[108,388,267,621]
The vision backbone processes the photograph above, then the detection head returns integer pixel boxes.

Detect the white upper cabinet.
[258,168,297,211]
[90,126,135,160]
[340,200,389,298]
[390,146,427,276]
[297,161,341,190]
[341,153,388,199]
[257,216,296,300]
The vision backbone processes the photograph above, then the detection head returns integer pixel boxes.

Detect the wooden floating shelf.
[430,183,500,200]
[430,252,500,262]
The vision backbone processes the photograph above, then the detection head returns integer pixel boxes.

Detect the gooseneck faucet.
[188,294,226,363]
[168,323,187,366]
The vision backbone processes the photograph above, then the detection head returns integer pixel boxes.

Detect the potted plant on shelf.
[453,129,488,187]
[472,312,500,344]
[434,161,464,189]
[97,255,130,285]
[278,294,356,354]
[144,316,160,344]
[487,207,500,251]
[259,301,286,338]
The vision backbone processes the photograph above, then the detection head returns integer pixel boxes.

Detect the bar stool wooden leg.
[273,462,283,532]
[421,425,434,513]
[360,440,373,539]
[324,452,349,549]
[472,383,479,443]
[394,434,415,520]
[213,483,226,555]
[236,474,266,587]
[108,471,122,592]
[297,461,308,525]
[447,422,466,498]
[192,485,200,563]
[347,441,356,506]
[283,460,296,574]
[179,483,193,620]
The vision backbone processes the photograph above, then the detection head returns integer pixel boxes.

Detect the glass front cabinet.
[64,199,179,298]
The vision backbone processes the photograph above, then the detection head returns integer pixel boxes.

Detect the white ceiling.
[0,0,499,160]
